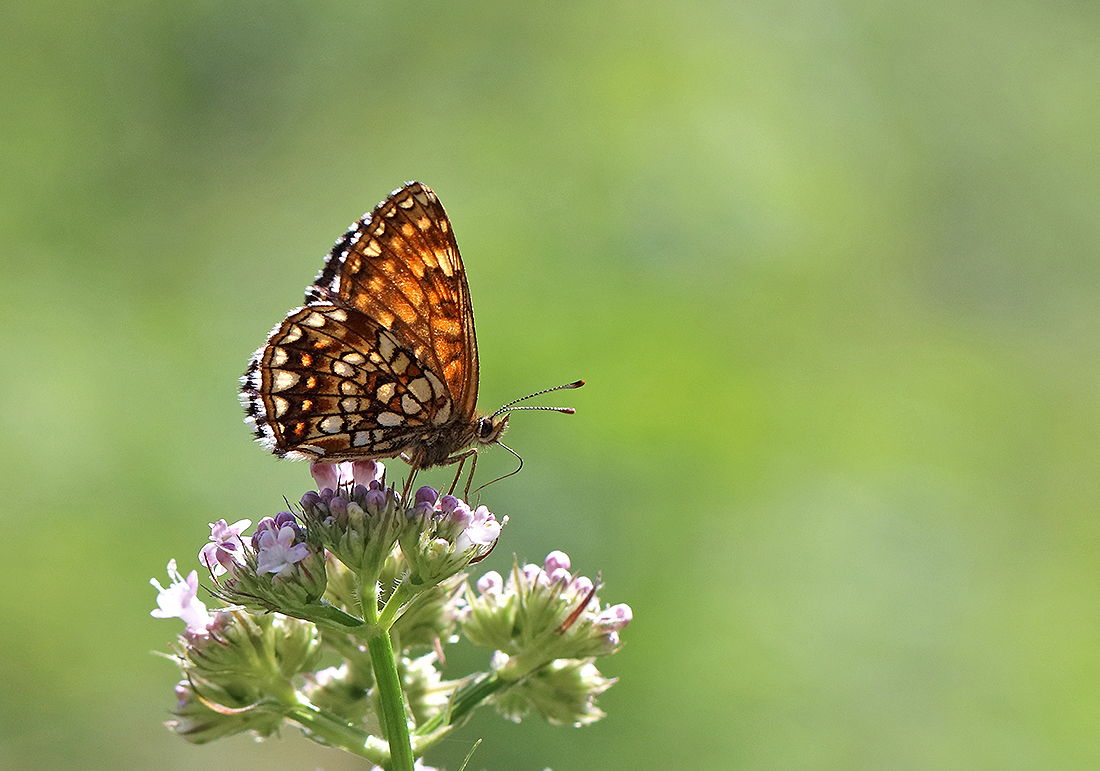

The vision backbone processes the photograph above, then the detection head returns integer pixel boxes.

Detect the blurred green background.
[3,0,1100,769]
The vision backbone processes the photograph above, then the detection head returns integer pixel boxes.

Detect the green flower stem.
[377,580,418,630]
[449,671,506,725]
[414,670,506,742]
[307,602,365,629]
[368,629,415,771]
[286,698,388,764]
[359,566,382,625]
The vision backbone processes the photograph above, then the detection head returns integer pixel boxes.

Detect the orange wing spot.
[397,275,425,304]
[391,297,418,324]
[433,317,461,337]
[443,359,463,384]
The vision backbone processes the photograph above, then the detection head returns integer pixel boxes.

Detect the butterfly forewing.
[314,182,479,419]
[241,182,484,468]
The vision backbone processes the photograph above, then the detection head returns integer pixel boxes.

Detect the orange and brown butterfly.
[240,181,582,484]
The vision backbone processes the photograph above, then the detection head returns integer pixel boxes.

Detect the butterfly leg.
[400,455,420,502]
[439,448,478,500]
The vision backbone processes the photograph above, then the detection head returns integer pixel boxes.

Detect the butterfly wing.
[242,299,458,462]
[313,182,479,423]
[241,182,482,466]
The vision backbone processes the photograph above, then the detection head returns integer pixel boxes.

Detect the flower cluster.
[401,486,505,587]
[197,510,328,615]
[463,550,631,725]
[152,461,631,769]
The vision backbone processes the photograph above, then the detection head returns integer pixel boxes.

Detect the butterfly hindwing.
[243,299,458,462]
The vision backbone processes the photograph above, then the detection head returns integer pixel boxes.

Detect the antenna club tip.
[562,407,576,414]
[571,379,585,388]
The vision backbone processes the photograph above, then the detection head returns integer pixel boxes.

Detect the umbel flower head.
[199,511,328,614]
[298,460,406,577]
[464,550,632,665]
[400,485,506,588]
[152,460,630,766]
[151,562,323,743]
[463,550,632,726]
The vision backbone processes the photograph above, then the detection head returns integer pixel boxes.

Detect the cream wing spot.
[319,416,344,434]
[391,352,410,374]
[332,360,354,377]
[340,397,362,413]
[377,412,404,427]
[424,370,446,396]
[378,332,395,362]
[407,377,431,403]
[437,254,454,276]
[376,382,396,402]
[434,399,452,424]
[272,395,290,418]
[271,370,299,392]
[401,394,422,414]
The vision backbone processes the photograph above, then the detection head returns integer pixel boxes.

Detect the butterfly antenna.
[489,379,585,420]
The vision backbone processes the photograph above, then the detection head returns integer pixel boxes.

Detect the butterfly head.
[476,413,510,447]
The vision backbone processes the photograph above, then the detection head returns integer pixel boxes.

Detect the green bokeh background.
[4,1,1100,769]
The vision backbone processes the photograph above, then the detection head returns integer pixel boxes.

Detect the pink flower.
[310,460,384,492]
[198,518,251,577]
[150,559,212,633]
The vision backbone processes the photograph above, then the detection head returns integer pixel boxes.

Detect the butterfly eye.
[477,415,508,444]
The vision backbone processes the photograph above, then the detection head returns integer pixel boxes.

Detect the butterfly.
[240,181,582,486]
